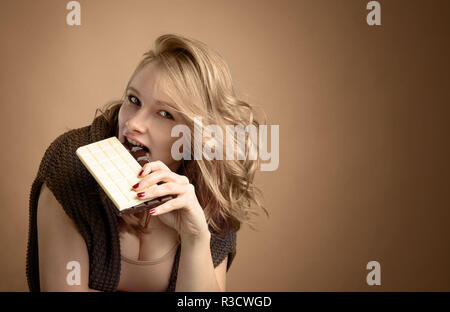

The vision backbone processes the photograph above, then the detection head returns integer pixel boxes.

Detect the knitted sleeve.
[47,130,121,291]
[41,130,95,252]
[26,131,86,291]
[26,133,65,291]
[27,128,121,292]
[210,228,237,271]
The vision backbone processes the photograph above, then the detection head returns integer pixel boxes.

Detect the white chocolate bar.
[76,136,154,212]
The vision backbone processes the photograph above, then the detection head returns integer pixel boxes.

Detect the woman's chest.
[116,219,180,292]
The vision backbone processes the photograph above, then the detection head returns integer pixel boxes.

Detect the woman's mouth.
[122,138,151,166]
[124,137,150,153]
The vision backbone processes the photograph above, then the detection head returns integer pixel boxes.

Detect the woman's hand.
[131,161,210,241]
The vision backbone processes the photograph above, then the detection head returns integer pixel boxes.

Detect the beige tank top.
[117,238,181,292]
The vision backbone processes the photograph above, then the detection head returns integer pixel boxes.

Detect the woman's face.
[117,62,184,172]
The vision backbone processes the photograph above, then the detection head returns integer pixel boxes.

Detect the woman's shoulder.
[39,126,91,172]
[38,125,94,176]
[47,125,91,154]
[36,125,102,219]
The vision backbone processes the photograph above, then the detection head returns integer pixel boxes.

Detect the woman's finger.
[139,160,170,177]
[133,170,189,192]
[136,182,186,200]
[147,196,184,216]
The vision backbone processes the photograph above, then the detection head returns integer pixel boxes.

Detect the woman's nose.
[126,111,147,133]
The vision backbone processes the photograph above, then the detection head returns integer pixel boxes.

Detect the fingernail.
[138,170,143,177]
[132,183,139,189]
[149,208,156,214]
[137,192,145,198]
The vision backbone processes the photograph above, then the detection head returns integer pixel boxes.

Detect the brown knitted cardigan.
[26,108,237,292]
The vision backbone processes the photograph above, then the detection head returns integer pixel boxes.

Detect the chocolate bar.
[76,137,174,216]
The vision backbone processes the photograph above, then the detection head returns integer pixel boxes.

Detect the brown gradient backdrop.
[0,0,449,291]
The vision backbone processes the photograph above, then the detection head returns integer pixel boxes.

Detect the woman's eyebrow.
[127,86,176,109]
[127,86,142,97]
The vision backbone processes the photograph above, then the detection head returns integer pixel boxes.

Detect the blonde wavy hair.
[95,33,268,237]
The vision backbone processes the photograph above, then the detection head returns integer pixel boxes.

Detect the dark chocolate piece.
[113,138,175,215]
[115,196,173,216]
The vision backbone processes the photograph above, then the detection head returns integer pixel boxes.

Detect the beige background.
[1,0,449,291]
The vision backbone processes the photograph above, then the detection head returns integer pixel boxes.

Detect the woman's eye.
[127,95,140,106]
[159,110,173,119]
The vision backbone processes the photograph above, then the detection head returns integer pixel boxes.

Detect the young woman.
[26,34,267,292]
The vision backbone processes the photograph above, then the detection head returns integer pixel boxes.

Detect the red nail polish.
[132,183,139,189]
[149,209,156,214]
[137,192,145,198]
[138,170,143,176]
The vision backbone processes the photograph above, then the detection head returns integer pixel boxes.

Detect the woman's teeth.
[126,137,144,148]
[126,137,150,153]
